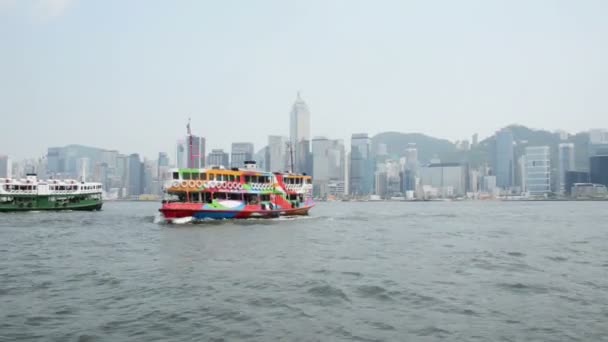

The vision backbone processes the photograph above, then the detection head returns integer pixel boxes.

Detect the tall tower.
[289,92,311,174]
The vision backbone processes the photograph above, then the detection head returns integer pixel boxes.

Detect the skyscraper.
[176,140,186,169]
[157,152,170,181]
[312,136,331,197]
[267,135,288,172]
[187,135,205,169]
[349,133,372,196]
[590,155,608,188]
[0,155,11,178]
[127,153,144,197]
[289,92,311,173]
[558,143,575,194]
[207,149,229,167]
[525,146,551,197]
[231,142,254,168]
[495,129,514,189]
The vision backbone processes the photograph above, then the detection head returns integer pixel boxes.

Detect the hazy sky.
[1,0,607,160]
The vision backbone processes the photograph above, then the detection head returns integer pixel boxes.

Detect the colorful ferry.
[0,174,103,212]
[159,161,314,222]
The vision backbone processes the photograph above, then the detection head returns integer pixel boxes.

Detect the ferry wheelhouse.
[0,174,103,212]
[159,161,314,221]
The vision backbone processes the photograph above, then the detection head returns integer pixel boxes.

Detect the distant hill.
[371,126,591,171]
[371,132,463,164]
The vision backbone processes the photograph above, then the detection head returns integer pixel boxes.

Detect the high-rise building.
[127,153,144,197]
[207,149,229,167]
[46,145,105,178]
[328,139,345,182]
[231,142,254,168]
[525,146,551,197]
[77,157,90,181]
[312,137,331,198]
[267,135,288,172]
[186,135,206,169]
[254,147,267,171]
[588,129,608,157]
[419,163,466,197]
[558,143,575,194]
[289,92,311,174]
[311,137,345,198]
[565,171,590,196]
[157,152,170,181]
[495,129,514,189]
[349,133,372,196]
[472,133,479,147]
[0,155,11,178]
[590,155,608,188]
[176,140,187,169]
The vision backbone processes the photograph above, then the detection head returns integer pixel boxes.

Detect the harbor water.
[1,201,607,341]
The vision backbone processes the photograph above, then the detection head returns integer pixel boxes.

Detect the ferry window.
[183,173,191,180]
[229,175,235,182]
[245,175,251,183]
[245,194,259,204]
[261,194,270,201]
[200,173,207,180]
[306,178,312,184]
[213,192,227,200]
[228,193,241,200]
[191,173,200,180]
[236,175,241,182]
[172,172,179,180]
[202,192,210,203]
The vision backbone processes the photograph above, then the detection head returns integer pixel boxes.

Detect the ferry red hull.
[159,202,313,221]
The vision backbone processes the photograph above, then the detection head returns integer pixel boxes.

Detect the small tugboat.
[0,174,103,212]
[159,161,314,222]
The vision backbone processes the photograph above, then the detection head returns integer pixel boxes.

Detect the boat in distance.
[0,174,103,212]
[159,161,314,222]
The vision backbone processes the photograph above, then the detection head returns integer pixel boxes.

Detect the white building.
[558,143,575,194]
[525,146,551,197]
[289,92,311,174]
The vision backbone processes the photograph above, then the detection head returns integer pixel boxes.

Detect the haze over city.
[1,0,607,159]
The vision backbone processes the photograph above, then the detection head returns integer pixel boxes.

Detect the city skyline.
[2,1,608,159]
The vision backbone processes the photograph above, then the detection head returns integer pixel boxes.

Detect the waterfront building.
[525,146,551,197]
[590,155,608,188]
[565,171,590,196]
[127,153,144,197]
[419,163,466,197]
[349,133,373,196]
[495,129,514,189]
[558,143,575,194]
